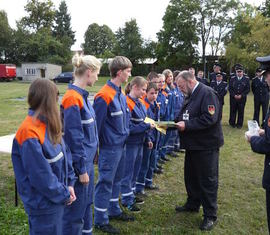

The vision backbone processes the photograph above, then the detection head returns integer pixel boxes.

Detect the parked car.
[53,72,74,83]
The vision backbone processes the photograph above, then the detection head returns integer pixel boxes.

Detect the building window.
[25,68,36,76]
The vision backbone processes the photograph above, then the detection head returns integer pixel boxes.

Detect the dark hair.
[147,82,158,92]
[173,70,181,79]
[109,56,132,78]
[125,76,147,95]
[28,79,61,145]
[147,71,159,81]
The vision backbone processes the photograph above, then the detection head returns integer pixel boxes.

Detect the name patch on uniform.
[208,105,215,115]
[183,110,189,120]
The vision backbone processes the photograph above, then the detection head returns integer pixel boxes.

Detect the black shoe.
[145,184,159,190]
[109,212,135,222]
[229,124,235,128]
[168,152,179,158]
[127,203,140,212]
[179,149,185,153]
[95,223,120,234]
[134,196,144,205]
[158,159,166,164]
[156,164,163,169]
[154,168,163,174]
[175,205,199,213]
[135,190,148,198]
[161,156,170,161]
[236,125,242,129]
[199,217,217,231]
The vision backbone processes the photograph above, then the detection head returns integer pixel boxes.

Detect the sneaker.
[109,212,135,222]
[127,203,140,212]
[161,156,170,161]
[94,223,120,234]
[154,168,163,174]
[168,152,179,158]
[145,184,159,190]
[135,190,148,198]
[134,196,144,204]
[156,163,163,169]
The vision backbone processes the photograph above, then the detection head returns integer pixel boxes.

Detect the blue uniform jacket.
[173,86,184,119]
[11,110,76,215]
[126,95,150,145]
[250,109,270,189]
[210,80,228,105]
[157,90,167,121]
[93,80,130,149]
[143,97,160,144]
[251,76,269,102]
[229,75,250,101]
[61,84,99,175]
[163,85,175,121]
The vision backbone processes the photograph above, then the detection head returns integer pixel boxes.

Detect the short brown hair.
[147,82,158,92]
[28,79,62,144]
[109,56,132,78]
[125,76,147,95]
[147,71,159,81]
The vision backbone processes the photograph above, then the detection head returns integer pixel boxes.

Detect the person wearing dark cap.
[210,72,228,119]
[228,64,250,128]
[209,63,227,82]
[252,68,269,126]
[247,55,270,233]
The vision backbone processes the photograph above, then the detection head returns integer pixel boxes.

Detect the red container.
[0,64,16,81]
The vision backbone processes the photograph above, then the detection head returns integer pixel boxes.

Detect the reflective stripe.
[145,178,152,182]
[82,228,93,233]
[111,111,123,116]
[110,198,119,202]
[94,206,107,212]
[132,187,136,191]
[136,182,145,186]
[81,118,94,124]
[47,152,63,164]
[131,118,144,122]
[122,191,133,197]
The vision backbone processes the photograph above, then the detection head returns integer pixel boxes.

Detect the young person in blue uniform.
[228,64,250,128]
[247,55,270,233]
[210,72,228,119]
[252,67,269,126]
[136,82,160,194]
[121,76,155,211]
[93,56,133,234]
[62,54,101,235]
[175,70,224,231]
[12,79,76,235]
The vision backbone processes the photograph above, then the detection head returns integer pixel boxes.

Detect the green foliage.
[261,0,270,17]
[225,7,270,73]
[82,23,115,58]
[114,19,144,64]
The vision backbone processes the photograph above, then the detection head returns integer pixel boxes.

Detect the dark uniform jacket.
[196,77,209,86]
[210,72,227,82]
[228,75,250,101]
[210,80,227,105]
[251,76,269,102]
[250,109,270,189]
[176,83,224,150]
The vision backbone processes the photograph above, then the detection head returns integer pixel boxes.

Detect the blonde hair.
[125,76,147,95]
[162,69,173,78]
[72,54,102,76]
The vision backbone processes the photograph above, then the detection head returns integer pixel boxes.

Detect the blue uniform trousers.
[159,130,173,159]
[28,206,64,235]
[94,147,125,225]
[63,162,94,235]
[145,146,158,187]
[121,144,143,206]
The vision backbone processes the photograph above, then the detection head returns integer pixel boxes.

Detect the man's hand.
[259,128,265,136]
[79,172,89,185]
[66,186,76,205]
[176,121,185,131]
[148,141,153,149]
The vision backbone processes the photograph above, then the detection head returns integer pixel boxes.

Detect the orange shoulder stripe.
[15,116,46,145]
[126,96,136,112]
[140,98,150,110]
[162,90,168,97]
[62,89,83,110]
[94,84,117,105]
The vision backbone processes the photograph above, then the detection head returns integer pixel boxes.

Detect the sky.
[0,0,264,51]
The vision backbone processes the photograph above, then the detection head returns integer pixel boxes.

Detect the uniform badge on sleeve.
[208,105,215,115]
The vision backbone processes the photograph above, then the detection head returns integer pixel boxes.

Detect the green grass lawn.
[0,80,268,234]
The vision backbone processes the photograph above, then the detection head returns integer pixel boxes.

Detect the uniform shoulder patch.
[208,105,215,115]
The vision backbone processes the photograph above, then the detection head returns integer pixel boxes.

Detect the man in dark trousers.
[228,64,250,128]
[252,67,269,126]
[175,71,224,231]
[210,72,228,119]
[209,63,227,82]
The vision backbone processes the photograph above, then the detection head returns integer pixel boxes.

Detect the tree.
[157,0,199,68]
[225,7,270,73]
[260,0,270,17]
[82,23,115,57]
[20,0,55,32]
[114,19,144,64]
[0,10,13,63]
[53,0,75,48]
